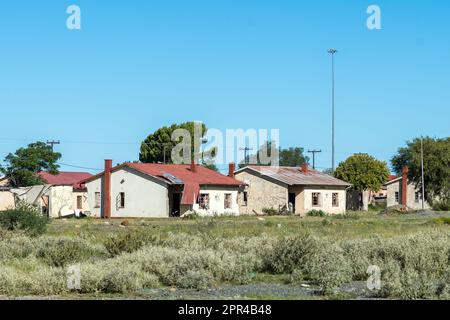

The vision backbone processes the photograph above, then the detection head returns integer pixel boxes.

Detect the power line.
[46,140,60,151]
[239,147,254,165]
[57,162,103,171]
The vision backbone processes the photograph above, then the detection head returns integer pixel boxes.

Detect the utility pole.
[240,147,254,165]
[308,149,322,170]
[46,140,60,151]
[328,48,337,172]
[421,137,425,210]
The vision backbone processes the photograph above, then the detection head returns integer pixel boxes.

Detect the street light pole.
[328,48,337,172]
[421,137,425,210]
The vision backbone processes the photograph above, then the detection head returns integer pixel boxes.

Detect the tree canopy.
[1,141,61,187]
[238,141,309,168]
[139,122,218,170]
[391,136,450,206]
[334,153,390,192]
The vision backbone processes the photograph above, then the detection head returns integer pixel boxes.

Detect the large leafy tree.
[1,141,61,187]
[391,136,450,205]
[139,122,217,169]
[334,153,390,192]
[238,141,309,168]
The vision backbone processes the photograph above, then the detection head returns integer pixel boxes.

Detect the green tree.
[238,141,309,168]
[334,153,390,192]
[391,136,450,206]
[1,141,61,187]
[139,122,217,169]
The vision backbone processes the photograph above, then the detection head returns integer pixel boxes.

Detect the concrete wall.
[48,186,74,218]
[301,186,347,215]
[0,191,15,211]
[235,170,288,215]
[86,167,170,218]
[191,186,240,216]
[386,179,430,210]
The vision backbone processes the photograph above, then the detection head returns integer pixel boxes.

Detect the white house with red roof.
[80,160,243,218]
[11,171,92,218]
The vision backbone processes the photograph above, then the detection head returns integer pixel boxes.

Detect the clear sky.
[0,0,449,174]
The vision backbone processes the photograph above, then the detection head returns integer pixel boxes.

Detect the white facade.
[385,178,430,210]
[301,186,347,215]
[192,186,239,216]
[85,166,241,218]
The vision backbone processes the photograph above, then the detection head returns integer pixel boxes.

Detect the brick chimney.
[301,163,309,174]
[190,161,197,173]
[401,166,409,209]
[103,159,112,219]
[228,162,236,178]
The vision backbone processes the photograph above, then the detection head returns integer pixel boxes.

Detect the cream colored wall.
[72,191,90,212]
[49,186,74,218]
[386,180,430,210]
[235,171,288,215]
[86,167,170,218]
[191,186,240,216]
[0,191,15,211]
[301,186,347,215]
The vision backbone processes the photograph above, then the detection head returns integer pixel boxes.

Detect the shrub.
[0,234,36,260]
[432,199,450,212]
[36,236,107,267]
[103,229,159,257]
[0,202,49,236]
[306,210,327,217]
[264,233,320,274]
[262,208,278,216]
[432,217,450,225]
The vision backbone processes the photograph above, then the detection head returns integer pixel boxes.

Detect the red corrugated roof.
[389,175,398,181]
[126,163,242,186]
[39,171,93,189]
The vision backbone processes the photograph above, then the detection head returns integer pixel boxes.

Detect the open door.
[171,193,181,217]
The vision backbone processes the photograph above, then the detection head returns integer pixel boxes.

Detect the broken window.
[395,191,399,203]
[95,192,101,208]
[224,193,232,209]
[119,192,125,208]
[243,191,248,206]
[415,192,420,203]
[199,193,210,210]
[332,193,339,207]
[312,193,321,207]
[77,195,83,210]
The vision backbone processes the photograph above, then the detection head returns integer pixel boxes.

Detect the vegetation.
[0,141,61,187]
[0,212,449,298]
[334,153,390,192]
[306,210,327,217]
[262,207,279,216]
[0,202,49,236]
[138,121,218,170]
[391,136,450,207]
[238,141,309,168]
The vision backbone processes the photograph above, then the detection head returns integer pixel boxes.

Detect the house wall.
[48,186,74,218]
[0,191,15,211]
[72,191,90,212]
[86,167,169,218]
[191,186,240,216]
[386,180,430,210]
[301,186,347,215]
[235,171,288,215]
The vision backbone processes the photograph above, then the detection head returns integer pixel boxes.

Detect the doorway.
[288,193,296,213]
[171,193,181,217]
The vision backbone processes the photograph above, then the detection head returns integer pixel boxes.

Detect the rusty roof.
[235,166,351,187]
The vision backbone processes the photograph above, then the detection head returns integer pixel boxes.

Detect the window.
[224,193,232,209]
[395,192,399,203]
[199,194,210,210]
[312,193,321,207]
[332,193,339,207]
[77,196,83,210]
[119,192,125,208]
[415,192,420,203]
[95,192,101,208]
[243,192,248,206]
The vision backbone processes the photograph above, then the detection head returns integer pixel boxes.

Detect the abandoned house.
[384,166,430,210]
[11,171,93,218]
[80,160,243,218]
[234,164,351,215]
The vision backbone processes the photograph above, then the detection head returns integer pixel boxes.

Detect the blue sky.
[0,1,449,174]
